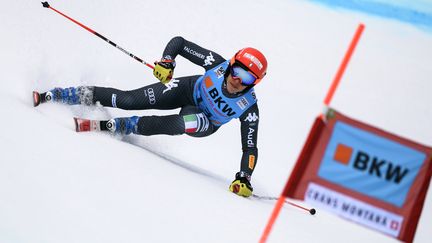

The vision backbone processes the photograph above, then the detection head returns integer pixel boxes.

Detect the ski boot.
[105,116,140,135]
[75,116,140,135]
[33,86,94,107]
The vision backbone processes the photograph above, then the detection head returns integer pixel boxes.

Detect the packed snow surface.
[0,0,431,242]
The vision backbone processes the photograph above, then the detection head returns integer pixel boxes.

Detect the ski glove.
[229,171,253,197]
[153,58,176,84]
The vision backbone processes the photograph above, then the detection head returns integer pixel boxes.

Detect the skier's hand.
[153,58,176,84]
[229,171,253,197]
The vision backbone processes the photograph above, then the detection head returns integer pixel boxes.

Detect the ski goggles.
[230,64,258,86]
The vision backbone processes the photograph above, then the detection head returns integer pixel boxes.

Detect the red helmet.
[230,47,267,85]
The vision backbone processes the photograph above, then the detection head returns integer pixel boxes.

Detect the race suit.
[92,36,260,175]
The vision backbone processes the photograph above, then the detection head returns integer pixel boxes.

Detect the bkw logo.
[208,88,236,117]
[333,144,410,184]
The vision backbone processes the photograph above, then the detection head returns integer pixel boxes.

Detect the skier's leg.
[93,76,199,110]
[179,106,219,137]
[99,106,218,137]
[34,75,199,109]
[101,115,185,135]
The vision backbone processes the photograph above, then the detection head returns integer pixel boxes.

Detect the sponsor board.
[305,183,403,237]
[282,109,432,243]
[318,121,425,207]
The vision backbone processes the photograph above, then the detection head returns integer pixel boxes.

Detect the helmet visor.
[230,65,258,86]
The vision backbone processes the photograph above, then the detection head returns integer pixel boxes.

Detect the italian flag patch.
[183,114,198,133]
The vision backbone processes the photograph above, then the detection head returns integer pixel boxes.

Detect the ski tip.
[33,91,41,107]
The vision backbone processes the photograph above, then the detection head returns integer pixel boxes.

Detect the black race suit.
[93,36,260,175]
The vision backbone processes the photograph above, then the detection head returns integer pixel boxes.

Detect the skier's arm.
[161,36,226,71]
[239,104,259,176]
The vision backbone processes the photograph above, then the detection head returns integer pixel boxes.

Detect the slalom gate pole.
[41,2,154,70]
[259,196,286,243]
[258,196,316,243]
[323,23,365,107]
[257,195,316,243]
[259,23,366,243]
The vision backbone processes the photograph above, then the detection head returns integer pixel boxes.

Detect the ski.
[74,118,101,132]
[252,194,278,201]
[33,91,53,107]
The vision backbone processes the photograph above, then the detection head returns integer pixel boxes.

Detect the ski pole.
[285,200,316,215]
[41,1,154,69]
[252,194,316,215]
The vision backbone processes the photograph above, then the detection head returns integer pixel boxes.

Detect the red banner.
[285,109,432,242]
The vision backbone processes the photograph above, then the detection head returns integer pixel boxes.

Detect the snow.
[1,0,431,242]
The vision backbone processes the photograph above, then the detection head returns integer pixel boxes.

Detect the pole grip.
[41,2,50,8]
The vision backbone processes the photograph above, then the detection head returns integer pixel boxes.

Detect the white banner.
[305,183,403,237]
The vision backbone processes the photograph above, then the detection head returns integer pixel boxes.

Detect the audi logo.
[147,88,156,105]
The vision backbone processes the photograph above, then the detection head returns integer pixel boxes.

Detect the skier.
[33,36,267,197]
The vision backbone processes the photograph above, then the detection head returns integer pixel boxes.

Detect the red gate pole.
[259,23,366,243]
[324,23,365,107]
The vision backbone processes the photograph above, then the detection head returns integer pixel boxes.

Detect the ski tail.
[33,91,51,107]
[74,118,101,132]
